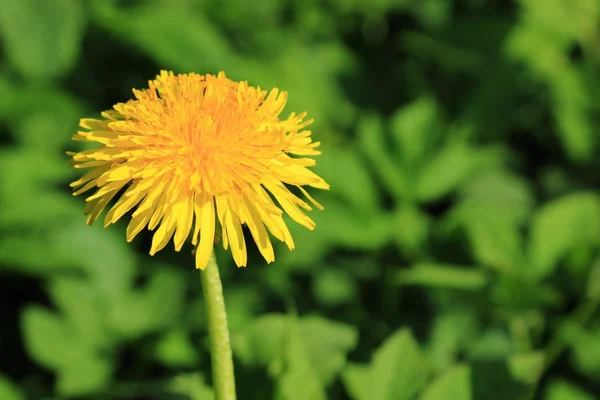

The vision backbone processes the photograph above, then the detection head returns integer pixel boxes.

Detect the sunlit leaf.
[528,192,600,279]
[342,329,426,400]
[390,96,440,167]
[357,114,409,200]
[421,365,471,400]
[169,373,213,400]
[276,325,327,400]
[21,306,112,396]
[393,205,431,257]
[544,381,596,400]
[106,268,186,340]
[397,263,488,291]
[234,314,357,387]
[427,313,477,374]
[49,277,111,350]
[155,329,199,368]
[0,0,85,80]
[417,142,502,202]
[507,352,545,385]
[0,376,24,400]
[315,147,379,214]
[313,268,357,306]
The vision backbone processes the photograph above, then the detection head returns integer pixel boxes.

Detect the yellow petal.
[242,197,274,263]
[150,212,177,255]
[224,206,247,267]
[215,195,229,250]
[85,190,120,225]
[173,195,194,251]
[104,181,147,227]
[195,194,216,270]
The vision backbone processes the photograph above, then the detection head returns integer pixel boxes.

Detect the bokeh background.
[1,0,600,399]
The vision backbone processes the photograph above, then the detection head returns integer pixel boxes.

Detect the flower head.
[69,71,329,269]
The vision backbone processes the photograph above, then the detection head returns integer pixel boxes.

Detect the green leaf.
[55,355,112,397]
[410,0,451,28]
[91,1,238,73]
[106,268,186,340]
[315,147,379,214]
[390,96,440,166]
[0,0,85,80]
[49,277,110,351]
[280,196,393,266]
[0,150,73,199]
[457,169,535,227]
[258,42,356,129]
[0,73,16,119]
[467,329,512,360]
[568,324,600,375]
[268,315,358,399]
[417,142,501,202]
[443,169,533,272]
[313,269,357,306]
[553,98,594,162]
[343,329,426,400]
[369,329,426,400]
[0,191,76,228]
[0,376,24,400]
[277,220,331,268]
[315,199,393,250]
[234,314,358,386]
[421,365,471,400]
[232,314,289,371]
[586,256,600,300]
[446,197,527,272]
[21,306,112,396]
[342,364,372,400]
[427,313,477,374]
[298,316,358,385]
[492,276,562,310]
[357,114,409,200]
[53,222,137,299]
[276,326,327,400]
[222,287,262,331]
[528,192,600,279]
[396,263,488,291]
[155,329,199,368]
[507,352,545,385]
[393,205,431,257]
[11,88,83,151]
[465,215,525,272]
[516,0,599,45]
[471,360,532,400]
[544,381,596,400]
[91,2,356,129]
[21,306,78,370]
[169,373,213,400]
[0,235,66,275]
[505,3,597,162]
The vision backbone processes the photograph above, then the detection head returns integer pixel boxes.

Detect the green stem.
[200,251,236,400]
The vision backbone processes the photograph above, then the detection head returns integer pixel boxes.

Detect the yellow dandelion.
[69,70,329,269]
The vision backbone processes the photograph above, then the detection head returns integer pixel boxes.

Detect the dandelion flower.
[69,71,329,269]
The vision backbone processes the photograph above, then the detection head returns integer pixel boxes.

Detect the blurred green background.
[1,0,600,399]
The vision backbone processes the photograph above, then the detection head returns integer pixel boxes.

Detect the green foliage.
[420,365,470,400]
[1,0,600,399]
[234,314,358,398]
[545,381,597,400]
[0,0,85,81]
[343,329,426,400]
[0,376,24,400]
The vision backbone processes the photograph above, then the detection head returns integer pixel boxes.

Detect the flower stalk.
[200,250,236,400]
